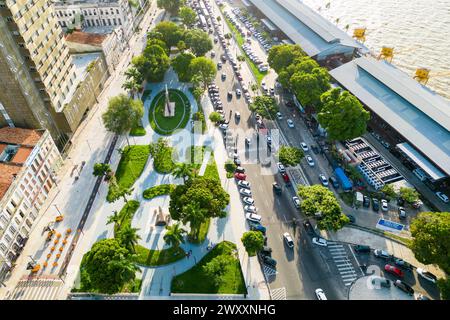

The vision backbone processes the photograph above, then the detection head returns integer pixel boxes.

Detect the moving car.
[300,142,309,151]
[354,245,371,253]
[272,182,282,195]
[417,268,437,283]
[246,212,262,223]
[371,276,391,288]
[436,191,449,203]
[315,288,327,300]
[374,249,391,259]
[239,188,252,197]
[384,264,404,278]
[227,91,233,99]
[292,196,300,209]
[238,180,250,188]
[306,155,315,167]
[312,237,327,247]
[277,162,286,173]
[287,119,295,128]
[394,280,414,295]
[381,199,389,212]
[244,205,257,213]
[276,112,283,120]
[398,207,406,219]
[234,173,246,180]
[319,174,328,186]
[242,197,255,205]
[235,112,241,120]
[283,232,294,248]
[281,173,290,184]
[346,214,356,223]
[221,72,226,80]
[236,89,241,96]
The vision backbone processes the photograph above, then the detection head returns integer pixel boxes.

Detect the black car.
[303,220,314,235]
[394,258,413,270]
[272,182,282,195]
[372,198,380,211]
[354,245,371,253]
[227,91,233,99]
[221,55,227,62]
[260,246,272,257]
[394,280,414,295]
[329,176,339,189]
[311,145,320,154]
[261,255,277,267]
[235,166,245,174]
[346,214,356,223]
[363,195,370,208]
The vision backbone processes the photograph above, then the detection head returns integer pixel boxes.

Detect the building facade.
[0,127,62,282]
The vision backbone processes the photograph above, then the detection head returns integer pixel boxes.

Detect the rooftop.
[249,0,368,56]
[0,164,21,200]
[330,57,450,177]
[65,31,107,46]
[0,127,42,146]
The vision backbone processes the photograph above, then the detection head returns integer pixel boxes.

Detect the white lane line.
[342,274,358,279]
[337,265,354,270]
[348,244,364,275]
[340,270,357,275]
[332,255,349,259]
[334,259,350,263]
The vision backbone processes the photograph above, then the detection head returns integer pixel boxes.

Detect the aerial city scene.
[0,0,449,305]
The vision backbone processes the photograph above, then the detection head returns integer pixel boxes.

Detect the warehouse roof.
[330,57,450,176]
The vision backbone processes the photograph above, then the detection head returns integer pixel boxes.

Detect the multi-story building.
[0,127,62,282]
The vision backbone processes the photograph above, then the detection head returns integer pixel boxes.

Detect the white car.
[319,174,328,186]
[277,162,286,173]
[283,232,294,248]
[417,268,437,283]
[242,197,255,205]
[246,212,262,223]
[381,199,389,211]
[315,288,327,300]
[436,191,449,203]
[373,249,391,259]
[292,196,300,209]
[244,205,257,213]
[306,155,315,167]
[238,180,251,189]
[300,142,309,151]
[239,188,252,197]
[219,123,228,130]
[236,89,242,96]
[287,119,295,128]
[312,237,327,247]
[276,112,283,120]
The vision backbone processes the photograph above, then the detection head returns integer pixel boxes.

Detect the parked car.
[354,245,371,253]
[436,191,449,203]
[245,137,251,146]
[303,220,314,235]
[315,288,327,300]
[283,232,294,248]
[238,180,250,189]
[277,162,286,173]
[292,196,300,209]
[219,123,229,130]
[394,258,412,270]
[374,249,391,259]
[249,222,266,235]
[381,199,389,211]
[384,264,404,278]
[272,182,282,195]
[246,212,262,223]
[417,268,437,283]
[346,215,356,223]
[311,145,320,154]
[235,166,245,174]
[260,246,272,257]
[234,173,246,180]
[363,196,371,208]
[394,280,414,295]
[372,198,380,211]
[236,89,241,97]
[221,72,226,80]
[371,276,391,288]
[312,237,327,247]
[306,155,315,167]
[300,142,309,151]
[319,174,328,186]
[244,205,257,213]
[287,119,295,128]
[261,255,277,267]
[329,176,339,189]
[239,188,252,197]
[398,207,406,219]
[281,173,290,184]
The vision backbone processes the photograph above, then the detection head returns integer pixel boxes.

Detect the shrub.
[143,184,176,200]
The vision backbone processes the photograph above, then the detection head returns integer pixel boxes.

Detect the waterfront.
[301,0,450,100]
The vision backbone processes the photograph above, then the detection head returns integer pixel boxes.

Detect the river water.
[300,0,450,100]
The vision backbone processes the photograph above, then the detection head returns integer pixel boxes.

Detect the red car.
[281,173,290,183]
[384,264,404,278]
[234,173,247,180]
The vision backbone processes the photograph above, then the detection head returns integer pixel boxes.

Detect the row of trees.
[381,184,420,204]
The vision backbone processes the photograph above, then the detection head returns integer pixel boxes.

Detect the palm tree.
[118,187,134,203]
[172,163,194,183]
[107,210,121,228]
[109,253,139,283]
[122,79,141,99]
[118,225,141,253]
[163,223,187,249]
[182,202,207,241]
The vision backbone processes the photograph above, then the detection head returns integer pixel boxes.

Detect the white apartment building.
[0,127,62,281]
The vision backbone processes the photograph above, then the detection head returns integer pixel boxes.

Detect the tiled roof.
[65,31,107,46]
[11,147,32,164]
[0,163,22,199]
[0,127,43,146]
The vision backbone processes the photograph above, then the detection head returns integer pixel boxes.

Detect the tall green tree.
[267,44,306,73]
[171,52,196,82]
[93,163,112,178]
[179,6,197,28]
[117,225,141,253]
[277,146,304,167]
[318,88,370,141]
[188,57,217,89]
[172,162,194,183]
[106,210,121,228]
[297,185,350,231]
[156,0,185,15]
[410,212,450,274]
[163,222,187,248]
[249,95,279,120]
[399,187,420,204]
[209,111,223,124]
[437,278,450,300]
[290,63,331,107]
[102,94,144,145]
[182,202,207,241]
[146,38,169,55]
[203,255,235,287]
[141,44,170,82]
[241,231,264,257]
[148,21,184,48]
[381,184,397,199]
[184,29,213,57]
[82,238,139,294]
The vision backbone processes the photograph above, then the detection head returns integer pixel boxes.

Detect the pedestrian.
[189,249,193,255]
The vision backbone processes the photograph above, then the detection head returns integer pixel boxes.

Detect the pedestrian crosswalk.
[270,287,286,300]
[6,278,64,300]
[262,265,278,278]
[327,242,358,287]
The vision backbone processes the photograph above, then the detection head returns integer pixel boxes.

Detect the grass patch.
[134,245,185,267]
[222,14,267,84]
[107,145,150,202]
[143,184,176,200]
[149,89,191,135]
[188,218,211,244]
[130,125,146,136]
[171,241,247,294]
[339,192,355,206]
[114,200,140,236]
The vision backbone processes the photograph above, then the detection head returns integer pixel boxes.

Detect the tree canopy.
[297,185,349,231]
[148,21,184,48]
[179,6,197,28]
[410,212,450,274]
[399,187,420,204]
[277,146,304,167]
[209,111,223,124]
[82,238,139,294]
[203,254,236,287]
[188,57,217,89]
[290,64,331,107]
[241,231,264,257]
[141,44,171,82]
[249,95,279,120]
[267,44,306,73]
[102,94,144,136]
[172,52,196,82]
[184,29,213,57]
[157,0,185,15]
[317,88,370,141]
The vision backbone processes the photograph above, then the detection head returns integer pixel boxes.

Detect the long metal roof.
[330,57,450,176]
[248,0,368,56]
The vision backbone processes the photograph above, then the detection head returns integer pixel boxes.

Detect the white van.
[413,168,427,182]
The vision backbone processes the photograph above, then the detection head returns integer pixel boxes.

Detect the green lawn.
[130,125,146,136]
[223,15,267,84]
[114,200,140,237]
[143,184,176,200]
[171,241,247,294]
[149,89,191,135]
[107,145,150,202]
[188,218,211,244]
[134,245,185,266]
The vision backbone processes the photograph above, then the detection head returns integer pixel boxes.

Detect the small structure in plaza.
[164,85,176,117]
[155,206,167,226]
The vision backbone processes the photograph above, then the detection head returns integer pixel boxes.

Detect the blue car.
[248,221,266,234]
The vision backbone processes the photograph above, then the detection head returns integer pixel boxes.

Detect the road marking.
[262,265,278,277]
[340,270,357,275]
[337,266,354,271]
[348,244,364,275]
[270,287,286,300]
[332,255,349,259]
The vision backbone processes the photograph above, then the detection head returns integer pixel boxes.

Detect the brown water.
[300,0,450,100]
